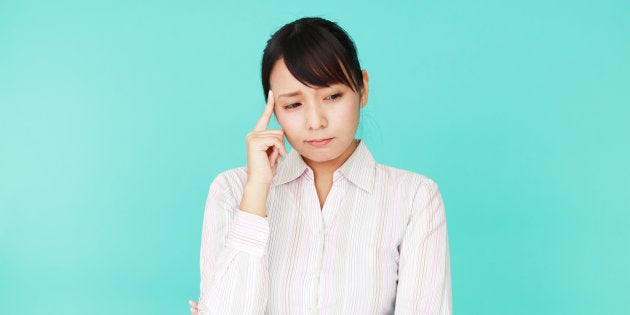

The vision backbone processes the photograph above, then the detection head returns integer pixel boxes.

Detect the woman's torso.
[262,157,426,314]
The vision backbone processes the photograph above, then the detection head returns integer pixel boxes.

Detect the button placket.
[309,229,324,276]
[305,172,325,310]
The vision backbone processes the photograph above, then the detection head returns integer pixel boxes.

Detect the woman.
[189,17,452,314]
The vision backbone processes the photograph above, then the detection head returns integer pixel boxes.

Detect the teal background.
[1,0,628,314]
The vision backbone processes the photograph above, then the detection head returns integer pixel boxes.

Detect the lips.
[305,138,333,147]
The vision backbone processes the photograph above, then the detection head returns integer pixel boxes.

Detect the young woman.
[189,17,452,314]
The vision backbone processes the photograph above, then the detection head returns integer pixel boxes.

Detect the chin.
[297,149,330,162]
[299,147,346,164]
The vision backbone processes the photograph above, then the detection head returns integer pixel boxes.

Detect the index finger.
[253,90,275,131]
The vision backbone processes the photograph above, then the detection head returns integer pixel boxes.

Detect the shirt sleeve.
[394,179,452,315]
[198,172,270,314]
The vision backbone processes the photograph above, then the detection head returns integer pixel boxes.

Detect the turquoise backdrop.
[1,0,628,314]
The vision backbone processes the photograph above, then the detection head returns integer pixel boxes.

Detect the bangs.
[261,17,363,100]
[282,27,359,92]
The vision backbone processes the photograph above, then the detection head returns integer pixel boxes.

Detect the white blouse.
[198,140,452,314]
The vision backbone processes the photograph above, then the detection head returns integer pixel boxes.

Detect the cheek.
[333,102,361,127]
[276,114,300,137]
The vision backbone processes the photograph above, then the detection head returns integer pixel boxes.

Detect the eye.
[325,93,343,101]
[284,103,301,110]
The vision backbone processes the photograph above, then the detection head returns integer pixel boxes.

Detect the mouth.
[305,138,333,147]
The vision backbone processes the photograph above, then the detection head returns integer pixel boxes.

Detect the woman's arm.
[197,172,270,314]
[197,91,285,314]
[394,179,452,315]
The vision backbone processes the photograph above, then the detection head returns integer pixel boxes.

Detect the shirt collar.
[272,139,376,193]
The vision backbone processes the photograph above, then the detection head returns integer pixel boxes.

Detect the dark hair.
[261,17,363,100]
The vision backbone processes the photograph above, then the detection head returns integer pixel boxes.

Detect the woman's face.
[269,58,369,166]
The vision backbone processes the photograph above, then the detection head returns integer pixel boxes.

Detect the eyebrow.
[277,91,302,99]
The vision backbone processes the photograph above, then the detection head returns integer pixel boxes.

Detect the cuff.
[226,209,270,256]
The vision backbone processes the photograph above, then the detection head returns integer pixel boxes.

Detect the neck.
[303,139,359,178]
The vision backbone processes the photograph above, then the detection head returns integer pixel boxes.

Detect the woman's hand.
[245,90,287,186]
[239,90,287,217]
[189,300,199,315]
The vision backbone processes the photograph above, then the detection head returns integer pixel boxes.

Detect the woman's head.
[261,17,369,167]
[261,17,364,99]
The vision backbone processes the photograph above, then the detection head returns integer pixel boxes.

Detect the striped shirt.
[198,140,452,314]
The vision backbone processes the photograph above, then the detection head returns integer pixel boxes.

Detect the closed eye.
[325,93,343,101]
[284,103,301,109]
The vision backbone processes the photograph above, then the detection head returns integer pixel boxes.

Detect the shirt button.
[255,233,266,241]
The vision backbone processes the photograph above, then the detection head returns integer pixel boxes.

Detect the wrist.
[244,179,272,191]
[240,181,271,217]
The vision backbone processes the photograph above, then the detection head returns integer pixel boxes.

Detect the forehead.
[269,58,304,91]
[270,58,346,94]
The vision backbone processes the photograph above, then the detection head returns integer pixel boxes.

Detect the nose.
[306,104,328,130]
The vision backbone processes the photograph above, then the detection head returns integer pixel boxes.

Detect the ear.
[359,69,369,108]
